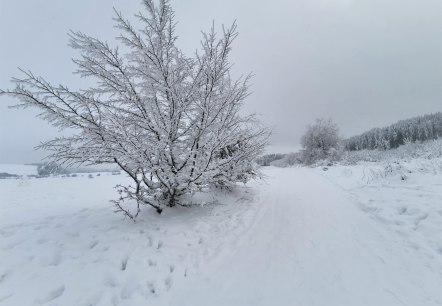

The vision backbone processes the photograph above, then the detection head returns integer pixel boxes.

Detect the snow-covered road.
[166,167,442,306]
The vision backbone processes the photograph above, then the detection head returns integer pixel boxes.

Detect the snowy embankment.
[317,159,442,272]
[1,164,442,305]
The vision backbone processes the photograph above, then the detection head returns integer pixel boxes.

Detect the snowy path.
[1,167,442,305]
[165,167,442,306]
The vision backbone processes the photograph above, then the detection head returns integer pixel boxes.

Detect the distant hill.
[345,112,442,151]
[0,164,38,176]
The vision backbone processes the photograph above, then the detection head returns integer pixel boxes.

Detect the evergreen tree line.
[345,113,442,151]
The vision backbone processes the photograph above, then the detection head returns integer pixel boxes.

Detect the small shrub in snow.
[37,162,66,176]
[255,153,286,166]
[270,152,302,167]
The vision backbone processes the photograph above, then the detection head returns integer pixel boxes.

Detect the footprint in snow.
[0,229,16,238]
[67,232,80,238]
[37,238,49,245]
[37,286,65,304]
[88,240,99,249]
[147,283,156,294]
[3,239,25,250]
[49,251,62,266]
[0,270,11,283]
[169,265,175,273]
[164,277,172,291]
[121,257,129,271]
[414,213,429,228]
[398,207,407,215]
[157,241,163,249]
[103,275,118,288]
[0,294,13,303]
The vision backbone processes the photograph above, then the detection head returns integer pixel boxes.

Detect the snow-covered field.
[1,162,442,305]
[318,159,442,275]
[0,164,37,176]
[0,172,260,306]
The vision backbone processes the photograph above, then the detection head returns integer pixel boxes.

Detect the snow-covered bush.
[341,138,442,165]
[255,153,286,166]
[37,162,66,176]
[270,152,302,167]
[1,0,269,218]
[300,118,342,165]
[336,139,442,184]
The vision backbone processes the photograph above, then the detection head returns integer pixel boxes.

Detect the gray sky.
[1,0,442,163]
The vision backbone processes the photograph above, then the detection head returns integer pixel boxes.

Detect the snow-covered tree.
[300,118,342,164]
[1,0,269,218]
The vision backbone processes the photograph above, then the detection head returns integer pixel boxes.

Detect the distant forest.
[345,113,442,151]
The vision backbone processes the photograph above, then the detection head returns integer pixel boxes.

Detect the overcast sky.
[1,0,442,163]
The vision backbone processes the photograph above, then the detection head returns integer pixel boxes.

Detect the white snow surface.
[1,165,442,305]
